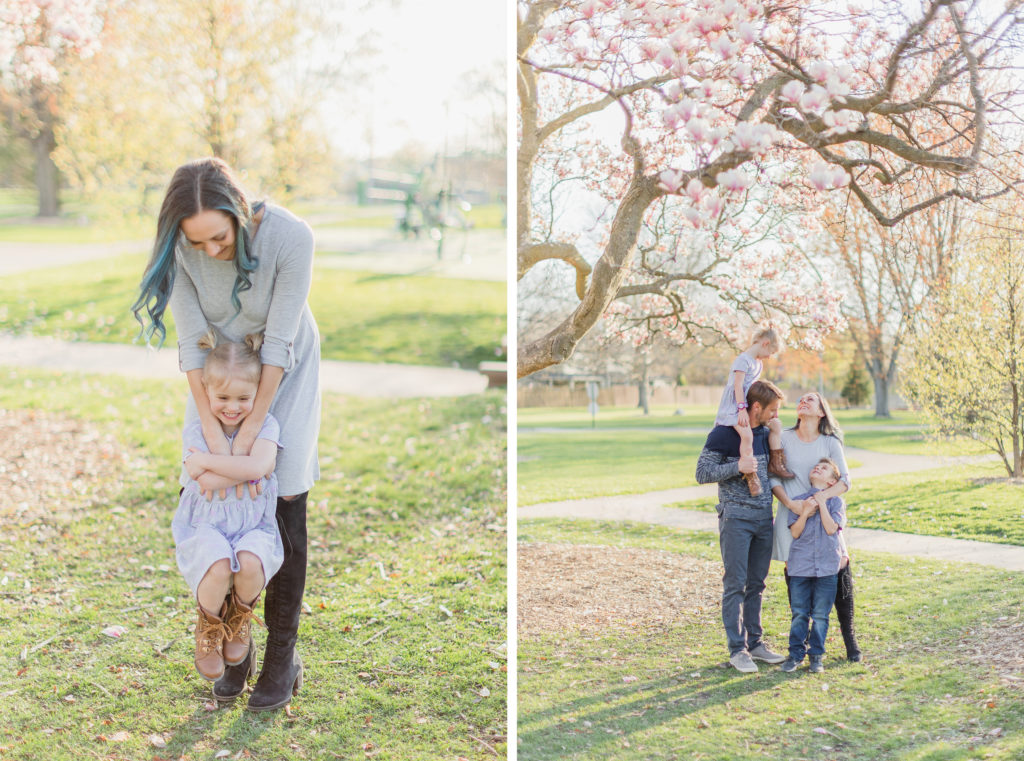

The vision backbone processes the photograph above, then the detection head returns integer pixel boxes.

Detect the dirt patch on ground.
[517,542,721,638]
[970,476,1024,487]
[960,611,1024,681]
[0,408,128,520]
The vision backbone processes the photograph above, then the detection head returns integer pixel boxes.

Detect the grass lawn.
[517,519,1024,761]
[518,430,708,505]
[518,405,924,432]
[517,410,983,506]
[0,367,507,760]
[0,253,506,368]
[0,188,153,241]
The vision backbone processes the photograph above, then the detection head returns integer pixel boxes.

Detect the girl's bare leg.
[197,559,232,613]
[233,551,266,603]
[733,424,754,459]
[768,417,783,450]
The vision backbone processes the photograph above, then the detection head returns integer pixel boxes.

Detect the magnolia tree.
[517,0,1024,377]
[0,0,103,216]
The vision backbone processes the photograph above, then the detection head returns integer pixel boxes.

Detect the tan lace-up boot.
[223,590,263,667]
[768,448,796,479]
[742,470,762,496]
[194,603,231,681]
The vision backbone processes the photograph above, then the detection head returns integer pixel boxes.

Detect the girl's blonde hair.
[199,330,264,388]
[752,326,782,352]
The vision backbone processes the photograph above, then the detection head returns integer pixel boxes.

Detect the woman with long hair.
[133,157,320,710]
[770,391,861,662]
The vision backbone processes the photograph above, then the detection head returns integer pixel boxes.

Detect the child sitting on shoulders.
[714,327,794,496]
[780,457,845,674]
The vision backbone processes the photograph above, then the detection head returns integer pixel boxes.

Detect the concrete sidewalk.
[0,334,490,398]
[518,448,1024,571]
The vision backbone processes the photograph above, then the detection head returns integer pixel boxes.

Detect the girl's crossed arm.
[186,438,277,499]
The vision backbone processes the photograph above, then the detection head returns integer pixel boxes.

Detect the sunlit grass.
[517,519,1024,761]
[0,253,506,368]
[0,367,507,761]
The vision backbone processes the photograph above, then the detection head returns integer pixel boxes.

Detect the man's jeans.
[788,574,839,661]
[718,510,773,656]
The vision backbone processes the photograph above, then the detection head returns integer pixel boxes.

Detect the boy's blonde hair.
[816,457,841,484]
[753,326,782,352]
[199,329,264,389]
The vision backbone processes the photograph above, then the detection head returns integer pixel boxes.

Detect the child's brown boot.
[223,589,263,667]
[742,470,762,496]
[768,448,796,479]
[194,603,231,681]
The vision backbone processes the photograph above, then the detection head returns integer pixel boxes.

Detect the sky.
[319,0,507,160]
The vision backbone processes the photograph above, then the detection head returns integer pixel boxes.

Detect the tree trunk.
[33,127,59,218]
[638,362,650,415]
[871,374,891,418]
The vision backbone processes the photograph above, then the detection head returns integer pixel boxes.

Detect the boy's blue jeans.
[788,574,838,661]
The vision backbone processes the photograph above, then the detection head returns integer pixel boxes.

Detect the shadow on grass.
[518,665,793,756]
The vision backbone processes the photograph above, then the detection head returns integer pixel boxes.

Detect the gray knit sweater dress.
[169,203,321,496]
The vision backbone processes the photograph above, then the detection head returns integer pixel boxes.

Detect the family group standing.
[697,329,861,674]
[132,157,321,710]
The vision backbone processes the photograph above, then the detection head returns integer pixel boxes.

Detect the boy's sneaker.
[808,656,824,673]
[779,658,800,673]
[729,651,758,673]
[749,644,785,664]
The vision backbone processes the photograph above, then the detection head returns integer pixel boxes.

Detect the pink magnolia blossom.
[807,162,848,190]
[807,61,831,84]
[737,20,759,44]
[717,168,752,193]
[799,85,830,114]
[780,79,805,105]
[685,178,705,203]
[685,116,711,143]
[658,169,686,194]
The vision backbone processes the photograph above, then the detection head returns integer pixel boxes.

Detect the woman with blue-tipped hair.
[133,157,319,711]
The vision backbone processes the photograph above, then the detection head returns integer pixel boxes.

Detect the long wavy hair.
[131,158,259,346]
[793,391,844,442]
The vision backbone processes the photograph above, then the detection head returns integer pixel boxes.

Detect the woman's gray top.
[770,428,850,562]
[169,203,321,496]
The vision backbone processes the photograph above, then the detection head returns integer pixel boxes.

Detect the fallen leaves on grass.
[960,610,1024,679]
[517,542,720,636]
[0,408,128,520]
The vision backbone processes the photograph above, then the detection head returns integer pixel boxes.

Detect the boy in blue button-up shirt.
[780,458,846,673]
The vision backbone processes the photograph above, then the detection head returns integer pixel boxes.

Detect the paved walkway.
[0,334,490,399]
[519,448,1024,571]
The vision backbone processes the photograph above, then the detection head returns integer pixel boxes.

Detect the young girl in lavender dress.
[714,327,795,495]
[172,331,284,683]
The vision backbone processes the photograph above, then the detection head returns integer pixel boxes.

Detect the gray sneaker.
[808,655,824,673]
[729,651,758,673]
[780,658,800,673]
[749,644,785,664]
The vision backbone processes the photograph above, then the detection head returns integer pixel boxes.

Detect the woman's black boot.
[248,492,308,711]
[212,637,257,700]
[835,563,862,661]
